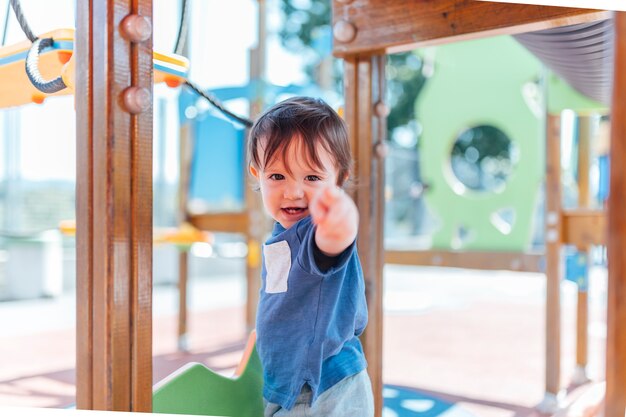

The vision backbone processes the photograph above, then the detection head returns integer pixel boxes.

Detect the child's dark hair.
[247,96,352,186]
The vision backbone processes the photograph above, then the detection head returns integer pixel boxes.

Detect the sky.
[0,0,306,182]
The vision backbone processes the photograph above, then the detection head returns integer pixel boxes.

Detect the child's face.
[250,137,340,229]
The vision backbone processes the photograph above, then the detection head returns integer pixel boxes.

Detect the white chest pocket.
[263,240,291,293]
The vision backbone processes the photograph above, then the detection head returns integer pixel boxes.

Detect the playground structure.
[329,3,622,417]
[0,28,189,108]
[0,1,625,417]
[388,29,610,412]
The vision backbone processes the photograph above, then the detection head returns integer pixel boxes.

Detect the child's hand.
[309,186,359,256]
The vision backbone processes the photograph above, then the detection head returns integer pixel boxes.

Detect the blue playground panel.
[188,115,245,208]
[179,83,320,209]
[565,250,589,291]
[598,154,609,203]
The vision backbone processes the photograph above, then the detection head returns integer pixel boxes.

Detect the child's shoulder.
[267,217,313,243]
[293,216,315,238]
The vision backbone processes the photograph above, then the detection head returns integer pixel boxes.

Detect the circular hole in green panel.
[450,125,517,193]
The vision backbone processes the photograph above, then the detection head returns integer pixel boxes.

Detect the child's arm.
[309,186,359,257]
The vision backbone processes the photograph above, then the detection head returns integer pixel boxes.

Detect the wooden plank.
[188,212,249,234]
[345,55,386,417]
[372,56,386,417]
[75,0,93,409]
[561,209,607,248]
[246,1,269,330]
[245,194,264,330]
[476,0,626,11]
[385,250,543,272]
[332,0,610,56]
[177,122,193,349]
[576,280,589,379]
[605,12,626,417]
[177,251,188,349]
[577,116,592,210]
[575,115,591,380]
[130,0,153,410]
[544,113,563,404]
[76,0,153,411]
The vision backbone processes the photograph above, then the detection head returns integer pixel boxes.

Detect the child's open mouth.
[282,207,307,215]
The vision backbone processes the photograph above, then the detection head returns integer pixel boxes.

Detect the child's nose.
[284,182,304,199]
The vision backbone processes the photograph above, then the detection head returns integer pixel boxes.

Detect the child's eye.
[305,175,321,181]
[269,173,284,180]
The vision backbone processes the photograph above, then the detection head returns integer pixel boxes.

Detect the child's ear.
[249,165,259,179]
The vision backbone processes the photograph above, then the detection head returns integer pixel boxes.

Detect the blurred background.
[0,1,611,416]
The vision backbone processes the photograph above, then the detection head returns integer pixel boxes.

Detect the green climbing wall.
[416,35,608,252]
[416,36,544,251]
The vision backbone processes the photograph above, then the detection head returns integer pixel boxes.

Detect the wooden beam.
[574,115,592,382]
[244,0,270,331]
[75,0,93,408]
[543,113,563,407]
[605,11,626,417]
[177,122,193,350]
[476,0,625,11]
[76,0,153,411]
[188,212,249,234]
[332,0,610,56]
[561,209,607,248]
[385,249,543,272]
[345,55,386,417]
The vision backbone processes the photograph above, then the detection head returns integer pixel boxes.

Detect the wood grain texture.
[561,210,606,248]
[130,0,153,410]
[332,0,610,56]
[188,212,249,234]
[605,12,626,417]
[178,251,188,344]
[385,250,543,272]
[344,55,386,417]
[76,0,153,411]
[545,113,562,397]
[575,115,591,373]
[75,0,94,410]
[177,123,193,347]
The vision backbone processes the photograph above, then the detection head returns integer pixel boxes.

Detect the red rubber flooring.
[0,266,608,417]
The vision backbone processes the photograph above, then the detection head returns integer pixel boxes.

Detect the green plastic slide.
[153,333,264,417]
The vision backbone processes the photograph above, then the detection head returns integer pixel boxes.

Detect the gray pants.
[264,370,374,417]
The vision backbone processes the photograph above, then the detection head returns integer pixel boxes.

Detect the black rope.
[2,1,11,46]
[184,79,253,127]
[172,0,253,127]
[25,38,67,93]
[9,0,35,42]
[8,0,66,93]
[173,0,189,56]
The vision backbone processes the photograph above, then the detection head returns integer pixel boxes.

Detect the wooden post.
[331,0,607,57]
[605,11,626,417]
[574,114,591,384]
[177,122,193,350]
[76,0,153,411]
[245,0,268,331]
[344,54,386,417]
[541,112,563,412]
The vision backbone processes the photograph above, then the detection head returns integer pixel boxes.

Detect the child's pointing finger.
[309,190,329,225]
[318,186,343,207]
[310,187,340,224]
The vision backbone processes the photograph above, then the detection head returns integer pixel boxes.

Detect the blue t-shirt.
[256,216,368,410]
